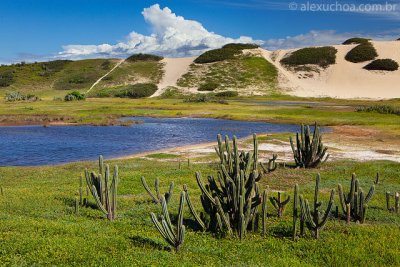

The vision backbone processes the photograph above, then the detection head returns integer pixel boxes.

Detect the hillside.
[1,41,399,100]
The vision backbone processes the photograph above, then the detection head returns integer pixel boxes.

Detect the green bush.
[364,59,399,71]
[222,43,260,50]
[0,70,14,87]
[342,38,371,45]
[183,94,211,103]
[198,82,219,91]
[64,91,86,101]
[356,105,400,115]
[115,83,158,98]
[280,47,337,67]
[345,43,378,63]
[215,91,238,97]
[194,48,239,64]
[126,54,163,62]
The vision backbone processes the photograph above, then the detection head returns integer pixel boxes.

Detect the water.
[0,117,301,166]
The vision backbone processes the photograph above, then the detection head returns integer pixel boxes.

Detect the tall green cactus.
[85,155,118,221]
[150,192,185,252]
[337,173,375,224]
[186,134,272,238]
[292,184,299,240]
[299,174,334,239]
[269,192,291,217]
[141,176,174,204]
[289,123,329,168]
[260,154,278,174]
[386,191,399,213]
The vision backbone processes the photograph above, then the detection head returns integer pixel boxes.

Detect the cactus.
[337,173,375,224]
[262,189,268,236]
[299,174,334,239]
[85,155,118,221]
[292,184,299,240]
[260,154,278,174]
[141,177,174,204]
[289,122,329,168]
[150,192,186,252]
[386,192,399,213]
[78,175,88,207]
[186,134,272,238]
[374,173,380,185]
[269,192,291,217]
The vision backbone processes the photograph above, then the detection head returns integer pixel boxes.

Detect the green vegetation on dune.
[93,83,158,98]
[178,56,278,95]
[345,42,378,63]
[194,43,259,64]
[0,156,399,265]
[342,37,371,45]
[126,53,164,62]
[364,59,399,71]
[280,46,337,68]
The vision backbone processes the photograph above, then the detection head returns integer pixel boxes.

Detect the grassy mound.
[194,43,259,64]
[178,56,278,95]
[126,53,163,62]
[345,43,378,63]
[364,59,399,71]
[342,38,371,45]
[280,46,337,67]
[96,83,158,98]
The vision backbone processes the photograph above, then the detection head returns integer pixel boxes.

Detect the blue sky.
[1,0,399,62]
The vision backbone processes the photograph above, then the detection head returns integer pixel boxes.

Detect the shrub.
[41,60,71,73]
[280,47,337,67]
[345,43,378,63]
[397,38,400,41]
[356,105,400,116]
[215,91,238,97]
[183,94,210,103]
[194,48,239,64]
[364,59,399,71]
[115,83,158,98]
[198,81,219,91]
[0,71,14,87]
[64,91,86,101]
[126,53,163,62]
[342,38,371,45]
[5,91,39,102]
[222,43,259,50]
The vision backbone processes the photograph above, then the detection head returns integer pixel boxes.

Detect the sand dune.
[152,57,195,97]
[260,41,400,99]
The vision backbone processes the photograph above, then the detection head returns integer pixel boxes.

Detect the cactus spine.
[292,184,299,240]
[337,173,375,224]
[289,122,329,168]
[85,155,118,221]
[270,192,291,217]
[186,134,273,238]
[141,176,174,204]
[299,174,334,239]
[150,192,185,252]
[386,192,399,213]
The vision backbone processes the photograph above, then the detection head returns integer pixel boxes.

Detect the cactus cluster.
[386,191,399,213]
[84,155,118,221]
[338,174,375,224]
[290,123,329,168]
[185,134,275,238]
[150,192,186,251]
[299,174,335,239]
[141,177,174,204]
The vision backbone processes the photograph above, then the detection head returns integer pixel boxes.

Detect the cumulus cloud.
[59,4,260,59]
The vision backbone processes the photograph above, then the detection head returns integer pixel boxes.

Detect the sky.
[1,0,400,63]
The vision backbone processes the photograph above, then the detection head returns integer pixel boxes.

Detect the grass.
[0,156,399,265]
[177,56,278,95]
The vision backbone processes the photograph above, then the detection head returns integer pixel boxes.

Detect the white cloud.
[262,29,400,50]
[58,4,260,59]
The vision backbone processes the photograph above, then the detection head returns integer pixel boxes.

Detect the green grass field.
[0,155,399,266]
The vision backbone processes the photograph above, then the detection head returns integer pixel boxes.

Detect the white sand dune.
[152,57,195,97]
[260,41,400,99]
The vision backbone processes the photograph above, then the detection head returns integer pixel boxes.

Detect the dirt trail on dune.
[86,59,125,94]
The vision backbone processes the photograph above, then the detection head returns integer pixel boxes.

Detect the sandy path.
[151,57,195,97]
[86,59,125,94]
[259,41,400,99]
